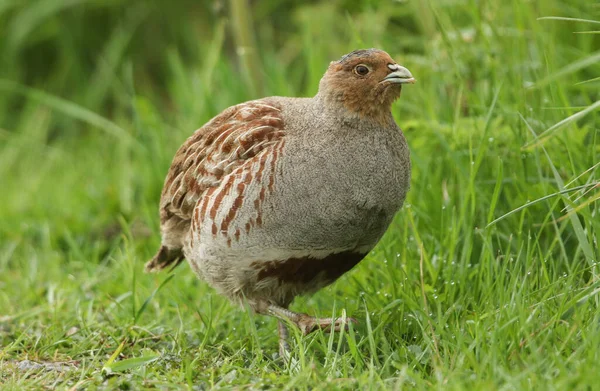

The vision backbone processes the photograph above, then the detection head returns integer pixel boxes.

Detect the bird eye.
[354,65,369,76]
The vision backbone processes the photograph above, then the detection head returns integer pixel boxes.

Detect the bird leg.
[277,320,291,358]
[267,304,357,336]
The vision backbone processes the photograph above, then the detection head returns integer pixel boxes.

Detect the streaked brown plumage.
[146,48,415,355]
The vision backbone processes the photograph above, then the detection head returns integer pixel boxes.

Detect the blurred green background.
[0,0,599,389]
[0,0,598,238]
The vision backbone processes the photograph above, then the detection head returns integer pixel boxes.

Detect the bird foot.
[268,305,357,336]
[295,314,357,335]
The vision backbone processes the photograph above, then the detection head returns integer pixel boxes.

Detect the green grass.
[1,0,599,389]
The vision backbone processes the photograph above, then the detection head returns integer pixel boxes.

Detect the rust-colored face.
[320,49,415,120]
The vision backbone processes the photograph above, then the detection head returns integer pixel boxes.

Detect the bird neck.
[314,90,395,127]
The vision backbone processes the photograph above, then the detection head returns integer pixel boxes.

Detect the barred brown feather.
[145,100,285,271]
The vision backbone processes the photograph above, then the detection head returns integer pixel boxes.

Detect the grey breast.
[263,100,410,251]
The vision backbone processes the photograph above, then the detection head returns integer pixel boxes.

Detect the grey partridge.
[146,48,415,355]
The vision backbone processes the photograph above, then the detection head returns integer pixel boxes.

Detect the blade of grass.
[522,100,600,150]
[229,0,264,96]
[102,353,160,375]
[133,274,175,325]
[487,158,504,224]
[565,161,600,187]
[8,0,90,50]
[560,279,600,321]
[0,79,140,147]
[529,52,600,90]
[362,298,380,367]
[101,339,126,375]
[522,114,596,267]
[537,16,600,25]
[485,183,597,228]
[556,192,600,223]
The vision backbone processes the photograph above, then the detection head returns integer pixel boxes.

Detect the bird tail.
[145,245,184,273]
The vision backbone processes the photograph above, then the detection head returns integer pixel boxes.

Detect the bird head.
[318,49,415,122]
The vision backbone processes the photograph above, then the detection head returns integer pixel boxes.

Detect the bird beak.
[382,65,416,84]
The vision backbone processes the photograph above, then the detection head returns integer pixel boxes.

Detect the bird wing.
[161,99,285,223]
[147,99,285,272]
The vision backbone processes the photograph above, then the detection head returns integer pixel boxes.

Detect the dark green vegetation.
[1,0,599,389]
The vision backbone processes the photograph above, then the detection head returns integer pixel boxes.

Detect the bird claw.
[268,304,357,351]
[296,315,357,335]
